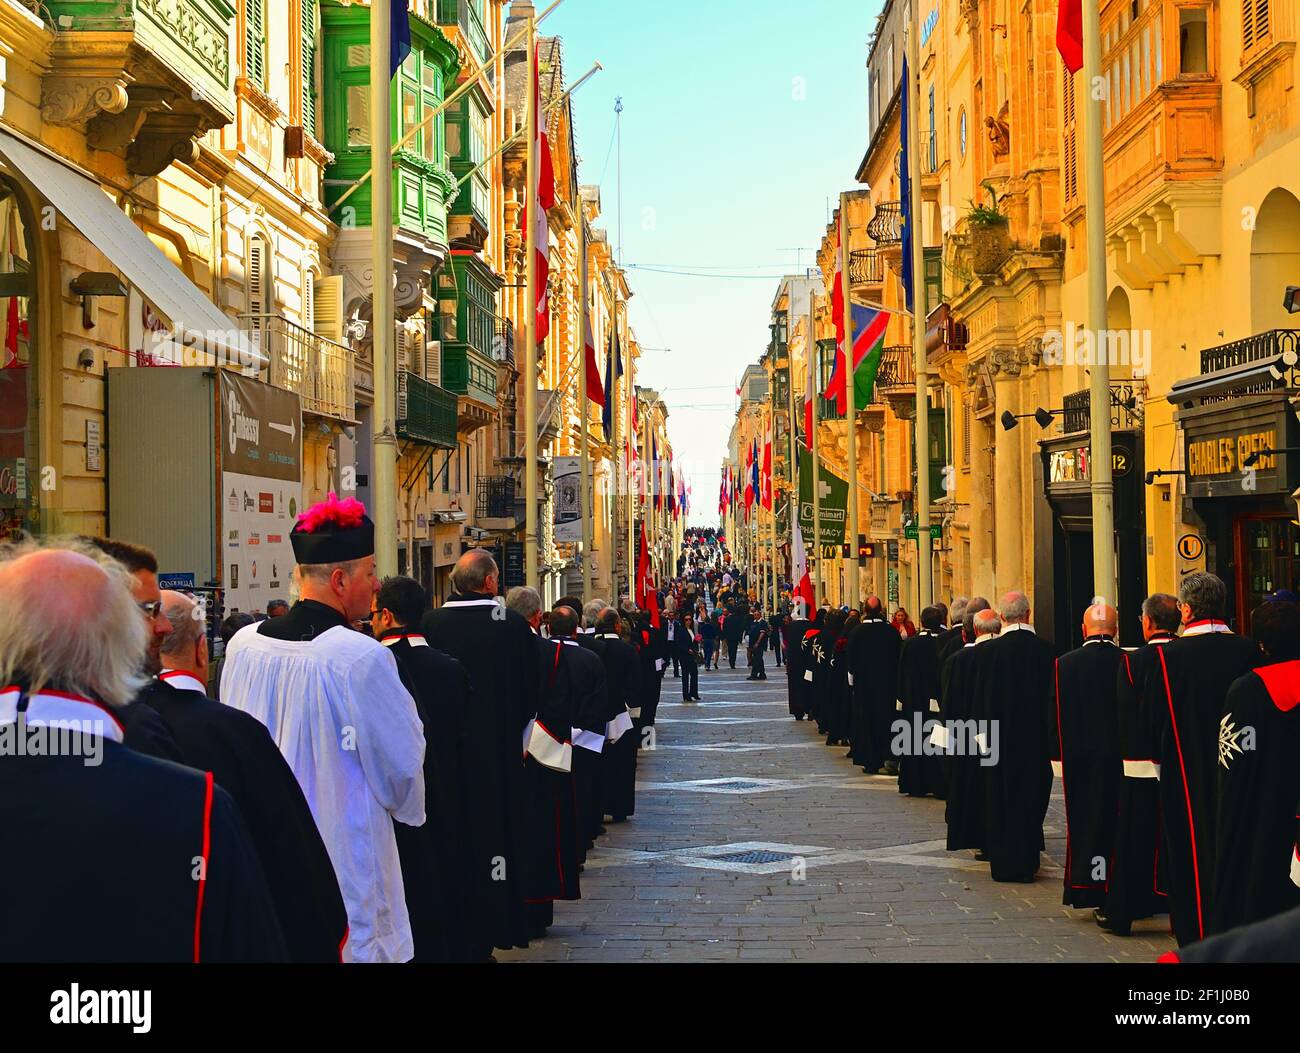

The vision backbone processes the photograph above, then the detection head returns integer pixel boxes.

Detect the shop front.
[1037,426,1146,648]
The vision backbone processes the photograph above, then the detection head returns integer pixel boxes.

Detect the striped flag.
[823,303,891,417]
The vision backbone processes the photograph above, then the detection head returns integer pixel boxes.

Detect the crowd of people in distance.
[779,577,1300,962]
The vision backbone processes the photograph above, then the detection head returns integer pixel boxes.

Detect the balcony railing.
[867,201,903,246]
[1200,329,1300,374]
[850,248,884,287]
[397,371,458,448]
[1061,384,1143,435]
[476,475,518,520]
[493,317,515,366]
[877,346,915,389]
[247,314,356,422]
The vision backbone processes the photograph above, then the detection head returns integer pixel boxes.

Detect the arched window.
[1250,188,1300,333]
[0,175,38,538]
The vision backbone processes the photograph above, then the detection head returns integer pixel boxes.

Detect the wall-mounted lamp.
[1000,406,1059,431]
[1144,468,1187,486]
[70,272,127,330]
[1243,446,1300,468]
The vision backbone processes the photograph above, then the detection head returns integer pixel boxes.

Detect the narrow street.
[502,664,1177,963]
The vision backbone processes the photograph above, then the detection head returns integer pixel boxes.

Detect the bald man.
[139,591,348,961]
[1049,601,1125,910]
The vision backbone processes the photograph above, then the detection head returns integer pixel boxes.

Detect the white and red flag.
[522,43,555,343]
[792,518,814,619]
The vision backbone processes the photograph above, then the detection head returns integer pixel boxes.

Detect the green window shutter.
[247,0,266,88]
[301,0,317,134]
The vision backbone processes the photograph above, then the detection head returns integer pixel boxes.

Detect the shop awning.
[1167,355,1292,406]
[0,128,263,367]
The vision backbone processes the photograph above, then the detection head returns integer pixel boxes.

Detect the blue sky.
[544,0,878,523]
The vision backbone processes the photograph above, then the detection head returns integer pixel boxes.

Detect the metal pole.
[370,0,397,576]
[1083,0,1115,605]
[906,7,932,613]
[624,300,633,600]
[838,194,860,608]
[578,213,592,604]
[810,292,822,607]
[524,18,539,589]
[784,287,797,601]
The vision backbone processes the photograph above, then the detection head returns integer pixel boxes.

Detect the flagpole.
[524,17,539,591]
[785,287,798,605]
[1083,0,1115,605]
[370,0,396,577]
[624,299,633,602]
[838,193,860,609]
[810,292,822,608]
[905,6,932,615]
[578,209,592,604]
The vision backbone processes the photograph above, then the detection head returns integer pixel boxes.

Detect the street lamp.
[1000,407,1059,431]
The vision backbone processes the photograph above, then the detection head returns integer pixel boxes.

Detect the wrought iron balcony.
[867,201,903,246]
[246,314,356,422]
[1061,384,1143,435]
[877,346,915,389]
[397,371,458,448]
[1200,329,1300,375]
[476,475,518,521]
[849,248,883,287]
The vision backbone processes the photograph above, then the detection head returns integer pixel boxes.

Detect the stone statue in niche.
[986,100,1010,158]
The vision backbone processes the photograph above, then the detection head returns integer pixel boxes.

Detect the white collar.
[598,633,621,639]
[558,639,579,647]
[380,633,428,648]
[1182,620,1232,636]
[579,628,595,634]
[999,622,1035,635]
[441,598,502,609]
[0,686,125,743]
[973,633,996,645]
[158,669,208,694]
[1082,636,1116,647]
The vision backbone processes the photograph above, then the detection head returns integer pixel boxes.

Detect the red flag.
[744,442,754,513]
[636,521,650,608]
[803,320,818,450]
[1057,0,1083,74]
[792,518,814,619]
[583,314,604,407]
[521,44,555,343]
[761,439,773,510]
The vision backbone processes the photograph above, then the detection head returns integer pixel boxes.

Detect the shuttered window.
[246,0,266,89]
[961,400,971,469]
[1062,68,1079,209]
[1243,0,1272,56]
[247,235,267,349]
[301,0,318,134]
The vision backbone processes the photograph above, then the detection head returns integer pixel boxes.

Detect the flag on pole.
[792,517,814,619]
[744,442,754,513]
[652,435,660,510]
[667,460,677,518]
[900,57,914,313]
[601,326,620,437]
[761,438,773,511]
[390,0,412,77]
[750,438,761,514]
[1056,0,1083,73]
[803,319,819,450]
[823,303,891,416]
[584,314,604,408]
[521,43,555,344]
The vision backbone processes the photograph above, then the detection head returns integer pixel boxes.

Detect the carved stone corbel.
[988,346,1021,377]
[41,75,131,126]
[394,265,428,321]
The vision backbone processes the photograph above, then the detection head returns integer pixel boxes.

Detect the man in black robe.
[1146,572,1260,945]
[783,609,812,720]
[371,576,482,962]
[847,596,901,774]
[723,599,749,669]
[941,600,994,852]
[588,607,641,823]
[0,543,286,962]
[1212,600,1300,935]
[1099,593,1178,936]
[139,590,348,962]
[1049,602,1123,910]
[973,592,1055,882]
[896,604,945,797]
[936,598,966,664]
[422,550,536,951]
[551,602,611,858]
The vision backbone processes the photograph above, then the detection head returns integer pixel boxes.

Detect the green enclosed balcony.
[440,345,497,408]
[437,253,501,409]
[42,0,236,175]
[397,371,458,448]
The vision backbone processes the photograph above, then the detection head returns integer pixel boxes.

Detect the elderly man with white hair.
[969,590,1057,883]
[221,494,426,963]
[139,590,348,962]
[0,539,285,962]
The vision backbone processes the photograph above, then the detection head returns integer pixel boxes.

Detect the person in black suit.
[676,612,701,702]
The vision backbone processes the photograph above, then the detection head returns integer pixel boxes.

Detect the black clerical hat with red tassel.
[290,492,374,564]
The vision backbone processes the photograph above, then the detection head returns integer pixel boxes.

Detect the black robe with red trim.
[421,593,537,950]
[1147,629,1260,945]
[1162,901,1300,963]
[138,676,347,962]
[587,632,642,822]
[782,617,811,718]
[1211,657,1300,935]
[1105,636,1174,925]
[1049,637,1124,908]
[897,630,944,798]
[847,618,901,772]
[0,698,285,962]
[520,640,584,916]
[380,633,482,962]
[974,628,1056,882]
[567,636,612,859]
[942,642,988,852]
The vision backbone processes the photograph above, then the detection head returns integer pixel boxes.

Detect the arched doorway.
[1250,188,1300,333]
[0,174,38,541]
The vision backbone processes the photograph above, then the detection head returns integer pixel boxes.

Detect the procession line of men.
[782,577,1300,953]
[0,494,668,962]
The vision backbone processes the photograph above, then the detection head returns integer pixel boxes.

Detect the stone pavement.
[499,662,1177,962]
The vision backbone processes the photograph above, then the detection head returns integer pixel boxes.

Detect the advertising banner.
[797,448,847,546]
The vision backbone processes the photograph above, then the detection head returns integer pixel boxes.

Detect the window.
[346,85,370,147]
[1242,0,1272,57]
[245,0,267,89]
[1179,7,1209,74]
[958,107,967,161]
[1062,69,1079,207]
[927,85,936,171]
[0,177,38,538]
[301,0,318,133]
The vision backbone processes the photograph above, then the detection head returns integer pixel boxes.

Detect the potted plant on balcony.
[965,186,1011,276]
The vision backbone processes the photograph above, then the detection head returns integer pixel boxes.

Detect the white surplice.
[221,623,426,963]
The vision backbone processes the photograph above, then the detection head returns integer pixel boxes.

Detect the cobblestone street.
[501,663,1178,963]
